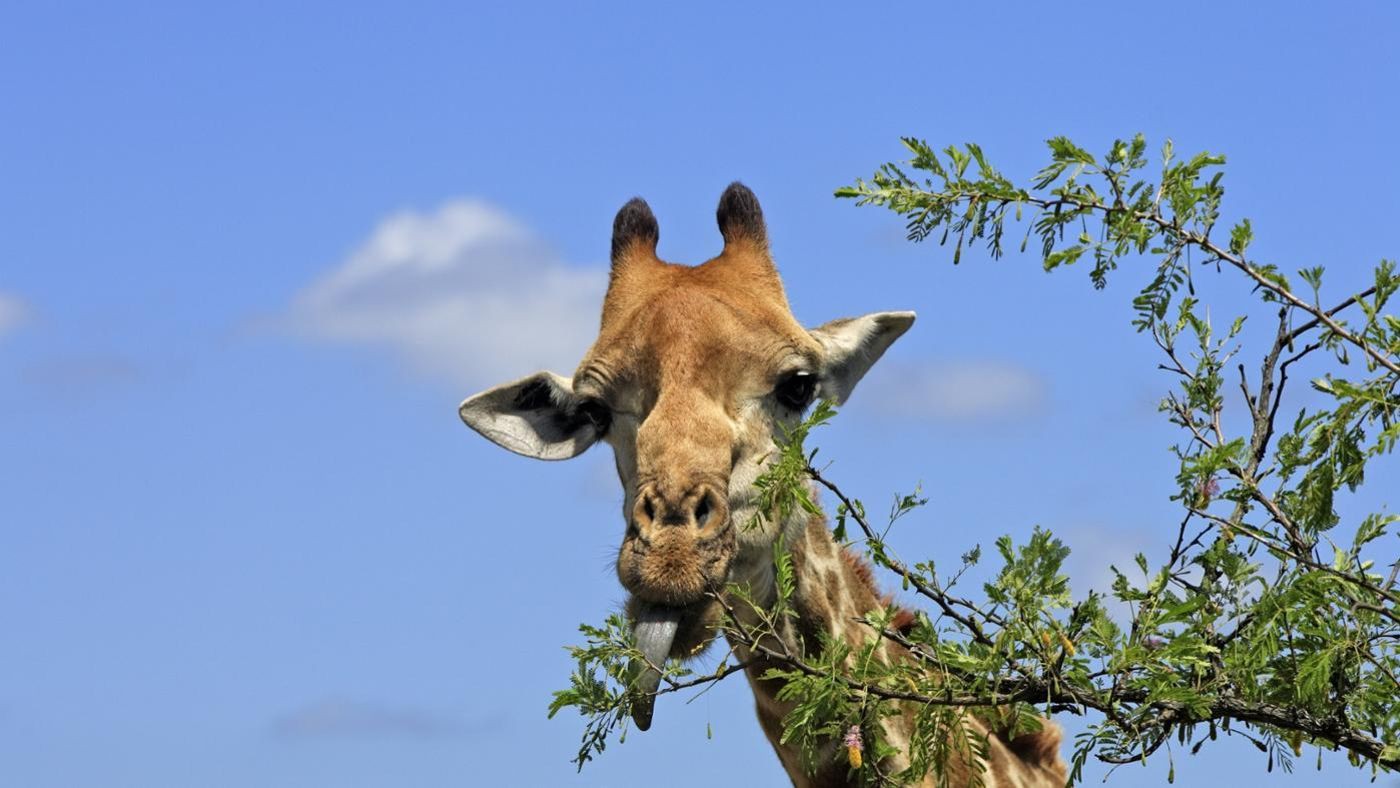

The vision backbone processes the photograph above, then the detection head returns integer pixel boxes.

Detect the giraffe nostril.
[642,495,656,523]
[694,495,711,528]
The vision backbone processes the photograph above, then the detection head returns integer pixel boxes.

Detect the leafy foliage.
[549,137,1400,783]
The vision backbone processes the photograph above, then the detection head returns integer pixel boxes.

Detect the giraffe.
[459,184,1066,786]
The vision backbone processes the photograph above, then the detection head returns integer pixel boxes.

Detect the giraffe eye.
[775,371,816,411]
[577,399,612,435]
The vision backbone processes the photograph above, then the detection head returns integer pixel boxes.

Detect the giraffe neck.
[724,503,1067,787]
[726,510,908,786]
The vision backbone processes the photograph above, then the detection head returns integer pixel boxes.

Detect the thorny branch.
[793,470,1400,770]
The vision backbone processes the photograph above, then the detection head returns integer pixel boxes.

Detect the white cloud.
[867,360,1046,421]
[289,200,606,389]
[0,291,30,339]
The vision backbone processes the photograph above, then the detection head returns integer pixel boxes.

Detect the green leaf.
[1229,218,1253,256]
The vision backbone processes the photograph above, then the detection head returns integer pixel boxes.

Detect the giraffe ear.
[611,197,660,268]
[810,311,916,404]
[716,181,767,249]
[459,372,603,460]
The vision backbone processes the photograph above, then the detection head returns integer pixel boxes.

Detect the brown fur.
[1006,724,1065,768]
[836,548,917,633]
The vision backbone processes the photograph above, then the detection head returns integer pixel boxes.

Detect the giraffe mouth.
[629,602,683,731]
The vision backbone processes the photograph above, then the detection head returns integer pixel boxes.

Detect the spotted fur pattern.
[738,511,1067,787]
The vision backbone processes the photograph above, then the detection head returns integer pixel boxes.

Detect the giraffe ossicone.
[459,183,1066,786]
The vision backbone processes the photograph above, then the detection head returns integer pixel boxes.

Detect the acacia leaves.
[837,135,1400,779]
[549,137,1398,784]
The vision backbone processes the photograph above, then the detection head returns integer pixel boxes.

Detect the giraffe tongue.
[630,604,681,732]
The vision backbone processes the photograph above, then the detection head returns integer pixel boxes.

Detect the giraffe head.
[460,184,912,726]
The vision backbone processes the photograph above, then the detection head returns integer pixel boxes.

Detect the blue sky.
[2,2,1398,786]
